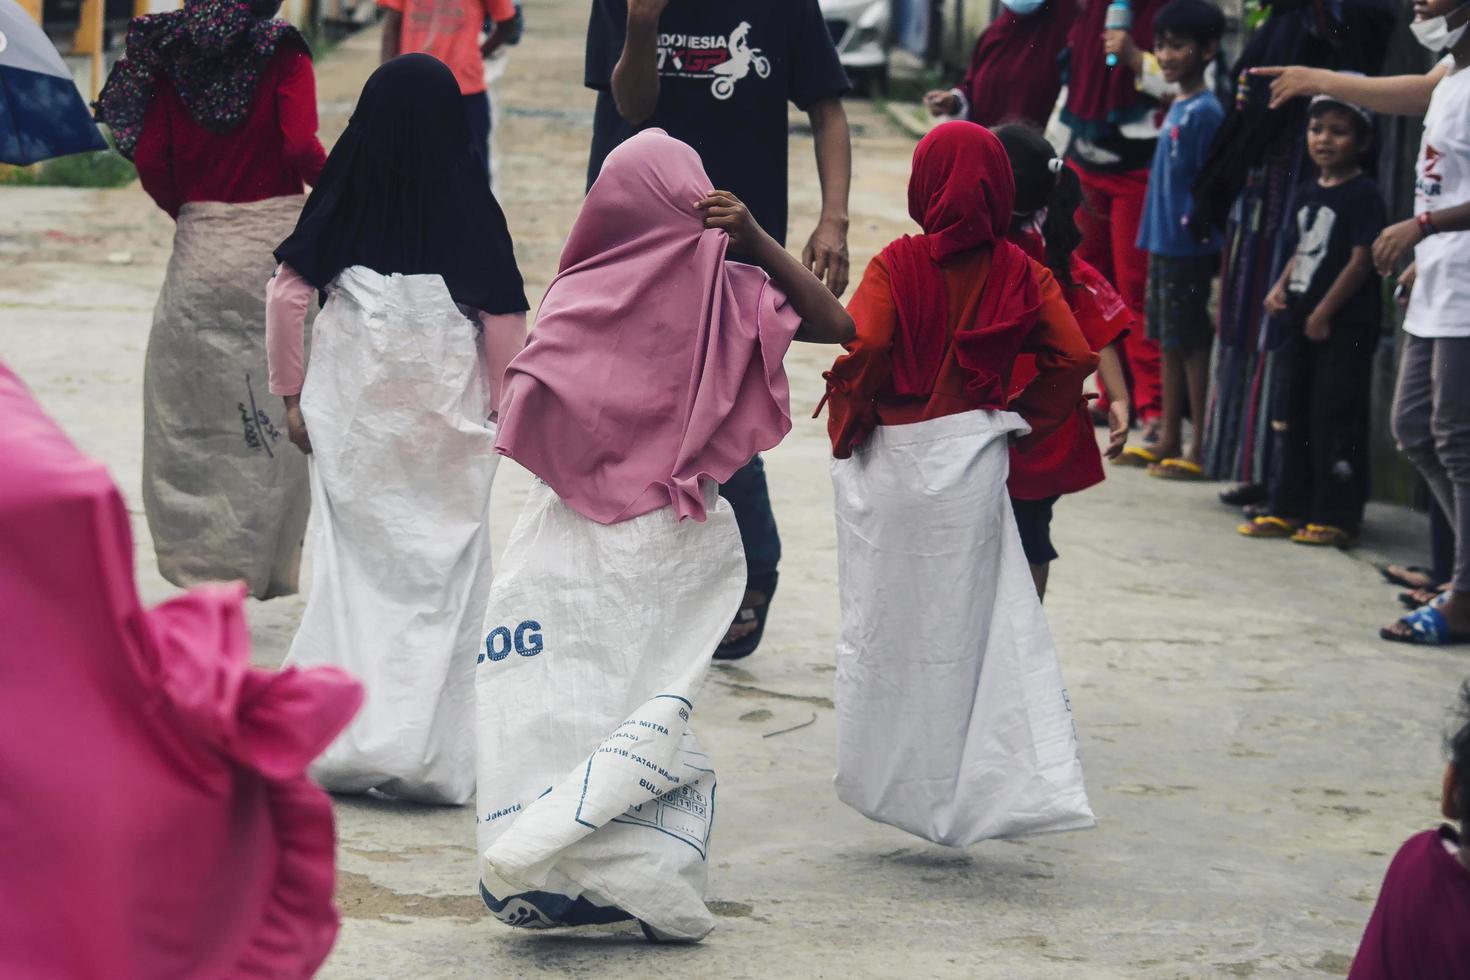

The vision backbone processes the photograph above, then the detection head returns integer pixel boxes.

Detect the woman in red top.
[95,0,326,599]
[996,123,1134,599]
[922,0,1076,130]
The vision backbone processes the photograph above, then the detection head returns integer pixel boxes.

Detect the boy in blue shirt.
[1135,0,1226,479]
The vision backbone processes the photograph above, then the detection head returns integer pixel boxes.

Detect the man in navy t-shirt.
[585,0,853,659]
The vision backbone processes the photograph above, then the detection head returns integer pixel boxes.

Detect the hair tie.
[1048,157,1065,175]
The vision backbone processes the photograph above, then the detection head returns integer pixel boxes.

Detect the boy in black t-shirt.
[1241,94,1386,547]
[584,0,853,660]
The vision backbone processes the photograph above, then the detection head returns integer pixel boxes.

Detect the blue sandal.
[1381,600,1470,646]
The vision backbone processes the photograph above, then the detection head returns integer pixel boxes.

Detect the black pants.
[1267,325,1376,531]
[463,91,492,185]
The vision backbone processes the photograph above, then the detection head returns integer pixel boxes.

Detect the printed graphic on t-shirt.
[656,22,771,100]
[1418,143,1445,205]
[1288,204,1337,296]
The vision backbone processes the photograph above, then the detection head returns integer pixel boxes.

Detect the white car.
[820,0,890,84]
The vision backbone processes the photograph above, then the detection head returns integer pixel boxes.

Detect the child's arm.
[699,190,855,344]
[1252,64,1448,115]
[1012,265,1100,450]
[265,263,315,455]
[1095,342,1130,459]
[1264,258,1294,316]
[1304,246,1372,342]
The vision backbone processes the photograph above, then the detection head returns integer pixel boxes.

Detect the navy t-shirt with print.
[585,0,849,245]
[1279,173,1386,332]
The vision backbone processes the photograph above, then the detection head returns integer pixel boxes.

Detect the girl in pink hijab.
[474,129,851,942]
[0,361,362,979]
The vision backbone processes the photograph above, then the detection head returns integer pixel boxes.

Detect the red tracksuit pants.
[1073,165,1162,424]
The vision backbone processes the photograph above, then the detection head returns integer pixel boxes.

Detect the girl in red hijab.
[821,122,1096,846]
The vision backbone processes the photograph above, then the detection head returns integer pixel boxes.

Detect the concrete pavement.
[2,1,1467,976]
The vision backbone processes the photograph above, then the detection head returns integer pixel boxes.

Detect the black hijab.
[274,54,528,316]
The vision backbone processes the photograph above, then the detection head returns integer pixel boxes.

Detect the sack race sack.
[475,481,744,941]
[285,268,498,805]
[831,410,1094,846]
[142,196,311,600]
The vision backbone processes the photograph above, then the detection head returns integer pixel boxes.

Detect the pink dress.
[0,360,363,979]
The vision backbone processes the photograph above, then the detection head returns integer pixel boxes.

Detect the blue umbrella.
[0,0,108,164]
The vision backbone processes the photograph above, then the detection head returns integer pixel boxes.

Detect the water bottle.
[1104,0,1132,67]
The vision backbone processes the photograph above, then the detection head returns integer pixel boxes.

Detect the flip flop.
[1238,515,1302,538]
[1112,445,1161,467]
[714,571,778,661]
[1379,563,1438,591]
[1380,602,1470,646]
[1148,458,1207,481]
[1291,524,1358,549]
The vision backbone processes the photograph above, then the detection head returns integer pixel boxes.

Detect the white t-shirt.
[1405,57,1470,338]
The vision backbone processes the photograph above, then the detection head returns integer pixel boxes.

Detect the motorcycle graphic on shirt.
[656,21,771,101]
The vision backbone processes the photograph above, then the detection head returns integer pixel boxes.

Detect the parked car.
[820,0,891,88]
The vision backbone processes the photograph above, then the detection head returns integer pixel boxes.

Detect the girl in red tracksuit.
[996,124,1135,599]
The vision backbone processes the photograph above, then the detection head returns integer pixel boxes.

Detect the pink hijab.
[0,362,363,979]
[493,129,802,525]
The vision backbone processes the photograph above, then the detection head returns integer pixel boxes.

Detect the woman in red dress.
[96,0,326,599]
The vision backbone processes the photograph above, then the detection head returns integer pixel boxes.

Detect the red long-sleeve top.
[824,252,1098,459]
[133,45,327,219]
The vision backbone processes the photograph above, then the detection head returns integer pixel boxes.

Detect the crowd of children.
[15,0,1464,966]
[1064,0,1470,653]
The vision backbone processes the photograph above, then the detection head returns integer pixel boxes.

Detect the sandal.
[1380,602,1470,646]
[1219,483,1266,507]
[1234,517,1305,540]
[1242,502,1270,520]
[714,572,778,661]
[1148,458,1207,481]
[1290,524,1358,548]
[1379,563,1438,591]
[1237,515,1303,538]
[1399,588,1448,610]
[1113,445,1161,468]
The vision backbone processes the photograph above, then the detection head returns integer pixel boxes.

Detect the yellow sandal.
[1237,515,1303,538]
[1291,523,1358,548]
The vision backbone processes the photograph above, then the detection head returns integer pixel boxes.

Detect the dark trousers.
[719,455,780,584]
[1267,326,1376,530]
[463,91,492,185]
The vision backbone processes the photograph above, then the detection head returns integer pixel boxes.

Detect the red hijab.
[881,121,1041,400]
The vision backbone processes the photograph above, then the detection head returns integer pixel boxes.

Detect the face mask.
[1001,0,1047,16]
[1411,8,1469,52]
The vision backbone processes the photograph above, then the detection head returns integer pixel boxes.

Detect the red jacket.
[134,45,326,219]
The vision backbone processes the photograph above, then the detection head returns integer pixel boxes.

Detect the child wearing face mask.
[1255,0,1470,646]
[922,0,1074,131]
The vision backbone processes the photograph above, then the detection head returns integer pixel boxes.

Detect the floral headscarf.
[94,0,307,159]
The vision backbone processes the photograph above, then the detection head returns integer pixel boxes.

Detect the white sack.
[286,268,498,806]
[475,480,744,941]
[831,409,1094,846]
[142,196,310,599]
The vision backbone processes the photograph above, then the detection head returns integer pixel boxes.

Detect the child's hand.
[924,90,960,117]
[1102,30,1141,73]
[1249,66,1332,110]
[698,190,764,250]
[285,405,312,455]
[1263,282,1289,316]
[1372,218,1423,276]
[1397,262,1417,306]
[1304,309,1332,343]
[1105,400,1130,459]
